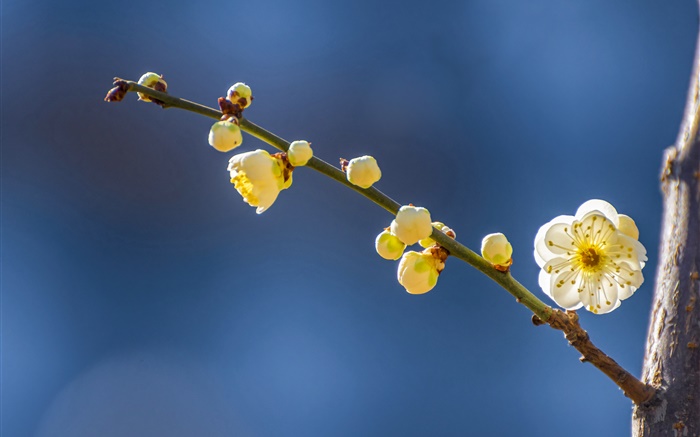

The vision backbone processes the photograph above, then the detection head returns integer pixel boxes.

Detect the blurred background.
[3,0,698,435]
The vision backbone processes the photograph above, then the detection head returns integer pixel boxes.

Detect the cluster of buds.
[108,75,649,316]
[375,206,453,294]
[208,82,253,153]
[200,81,314,214]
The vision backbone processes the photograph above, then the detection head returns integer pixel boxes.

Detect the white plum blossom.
[227,82,253,108]
[375,229,406,260]
[397,250,444,294]
[208,118,243,152]
[287,141,313,167]
[390,205,432,246]
[534,199,647,314]
[227,149,290,214]
[481,233,513,269]
[346,156,382,189]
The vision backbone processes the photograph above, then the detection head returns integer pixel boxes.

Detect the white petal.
[606,234,646,271]
[549,270,585,310]
[575,199,619,227]
[617,214,640,240]
[617,284,638,301]
[534,215,574,266]
[543,223,579,259]
[580,274,619,314]
[595,278,620,314]
[539,269,553,298]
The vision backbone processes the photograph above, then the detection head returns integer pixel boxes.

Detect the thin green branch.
[106,78,656,404]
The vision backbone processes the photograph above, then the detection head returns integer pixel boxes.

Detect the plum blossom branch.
[105,77,656,405]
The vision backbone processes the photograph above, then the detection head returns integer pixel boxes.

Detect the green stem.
[109,79,657,404]
[123,81,549,318]
[127,81,547,317]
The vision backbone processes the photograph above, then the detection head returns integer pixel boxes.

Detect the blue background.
[3,0,697,435]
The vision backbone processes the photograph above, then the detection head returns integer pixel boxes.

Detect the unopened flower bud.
[227,82,253,109]
[419,222,455,248]
[390,205,432,246]
[397,250,443,295]
[346,156,381,189]
[481,233,513,269]
[375,230,406,260]
[137,72,167,102]
[617,214,639,240]
[208,118,243,152]
[288,141,313,167]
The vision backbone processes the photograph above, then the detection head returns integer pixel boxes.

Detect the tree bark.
[633,10,700,437]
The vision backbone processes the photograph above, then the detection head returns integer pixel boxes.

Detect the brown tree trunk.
[633,10,700,437]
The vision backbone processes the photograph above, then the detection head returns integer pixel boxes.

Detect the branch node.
[531,315,546,326]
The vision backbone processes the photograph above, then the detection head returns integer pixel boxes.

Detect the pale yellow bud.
[346,156,381,189]
[137,72,167,102]
[208,119,243,152]
[375,230,406,260]
[397,251,442,294]
[288,141,313,167]
[390,205,432,246]
[227,82,253,109]
[419,222,455,248]
[481,233,513,268]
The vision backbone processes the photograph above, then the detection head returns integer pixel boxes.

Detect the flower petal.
[549,270,585,310]
[534,215,574,266]
[539,269,553,298]
[575,199,619,227]
[542,223,577,257]
[594,277,620,314]
[579,273,619,314]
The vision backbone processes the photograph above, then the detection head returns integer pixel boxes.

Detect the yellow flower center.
[231,172,259,205]
[578,246,602,271]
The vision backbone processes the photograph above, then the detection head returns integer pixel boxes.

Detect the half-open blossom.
[227,149,290,214]
[391,205,432,246]
[208,118,243,152]
[227,82,253,109]
[375,230,406,260]
[346,156,382,189]
[137,72,167,102]
[534,199,647,314]
[481,233,513,269]
[288,140,313,167]
[397,250,444,294]
[419,222,455,248]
